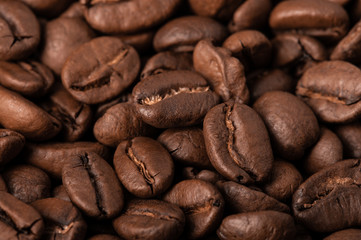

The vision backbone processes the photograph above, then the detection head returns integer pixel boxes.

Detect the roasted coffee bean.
[324,228,361,240]
[41,83,93,142]
[157,127,213,169]
[52,185,70,202]
[0,191,44,240]
[271,34,326,77]
[333,121,361,158]
[296,61,361,123]
[0,0,40,61]
[82,0,182,34]
[293,159,361,232]
[0,86,61,141]
[3,164,51,203]
[203,101,273,184]
[188,0,241,21]
[88,234,122,240]
[253,91,319,161]
[113,199,185,240]
[60,2,87,19]
[217,211,296,240]
[163,179,224,240]
[223,30,272,71]
[193,39,249,102]
[0,129,25,168]
[62,152,124,219]
[94,102,155,148]
[40,17,95,75]
[303,127,343,175]
[116,30,155,53]
[269,0,349,43]
[62,36,140,104]
[216,181,290,213]
[133,70,219,128]
[247,69,295,102]
[182,167,224,184]
[0,174,7,192]
[21,0,73,18]
[113,137,174,198]
[141,51,193,80]
[228,0,272,32]
[262,160,303,202]
[31,198,87,240]
[23,141,110,179]
[0,60,54,97]
[153,16,228,52]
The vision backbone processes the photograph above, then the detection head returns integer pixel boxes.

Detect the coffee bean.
[0,129,25,168]
[163,179,224,240]
[293,159,361,232]
[3,164,51,203]
[217,211,296,240]
[62,152,124,219]
[269,0,349,42]
[133,70,219,128]
[116,30,155,53]
[203,101,273,184]
[23,141,111,179]
[188,0,241,21]
[303,127,343,175]
[0,191,44,240]
[296,61,361,123]
[31,198,87,240]
[21,0,73,18]
[253,91,320,161]
[0,60,54,97]
[324,228,361,240]
[0,0,40,60]
[157,127,213,169]
[52,185,70,202]
[113,199,185,240]
[153,16,228,52]
[0,86,61,141]
[216,180,290,213]
[193,39,249,102]
[62,36,140,104]
[82,0,182,34]
[334,121,361,158]
[182,167,224,184]
[113,137,174,198]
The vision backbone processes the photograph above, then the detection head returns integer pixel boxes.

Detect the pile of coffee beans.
[1,0,361,239]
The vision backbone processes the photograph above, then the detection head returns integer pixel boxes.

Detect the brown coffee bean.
[157,127,213,169]
[153,16,228,52]
[133,70,219,128]
[40,17,95,75]
[113,199,185,240]
[223,30,272,71]
[31,198,87,240]
[216,181,290,213]
[23,141,111,179]
[52,185,70,202]
[247,69,295,102]
[228,0,272,32]
[269,0,349,42]
[0,86,61,141]
[141,51,193,80]
[0,191,44,240]
[94,102,155,148]
[303,127,343,175]
[182,167,224,184]
[82,0,182,34]
[334,121,361,158]
[116,30,155,53]
[296,61,361,123]
[262,160,303,202]
[193,39,249,103]
[217,211,296,240]
[63,152,124,219]
[0,60,54,97]
[60,2,86,19]
[113,137,174,198]
[3,164,51,203]
[163,179,224,240]
[188,0,241,21]
[0,129,25,168]
[0,0,40,60]
[21,0,73,18]
[324,229,361,240]
[203,101,273,184]
[253,91,320,161]
[293,159,361,232]
[62,36,140,104]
